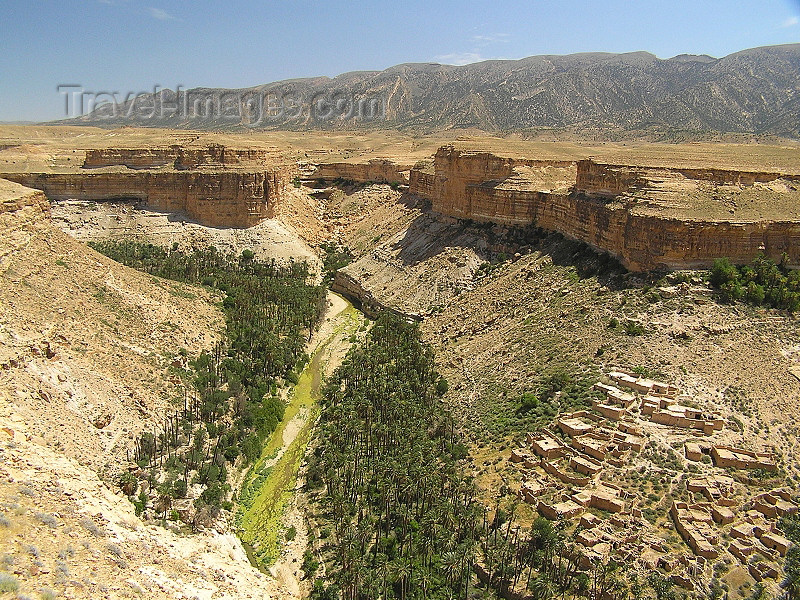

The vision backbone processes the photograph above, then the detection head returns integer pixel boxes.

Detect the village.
[508,369,797,594]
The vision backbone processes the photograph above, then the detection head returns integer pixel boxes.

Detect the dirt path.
[237,291,363,597]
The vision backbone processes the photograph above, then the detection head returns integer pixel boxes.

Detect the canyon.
[409,146,800,271]
[5,142,798,272]
[0,146,296,229]
[1,127,799,599]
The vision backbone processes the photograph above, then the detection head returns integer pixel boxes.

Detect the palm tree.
[530,574,557,600]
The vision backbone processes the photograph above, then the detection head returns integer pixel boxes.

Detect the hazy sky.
[1,0,798,121]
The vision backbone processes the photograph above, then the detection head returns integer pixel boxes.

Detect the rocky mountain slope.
[326,182,800,465]
[62,44,800,137]
[0,179,290,598]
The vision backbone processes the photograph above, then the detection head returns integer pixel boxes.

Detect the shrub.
[0,573,18,592]
[303,549,319,576]
[710,258,739,288]
[624,320,646,336]
[745,282,766,305]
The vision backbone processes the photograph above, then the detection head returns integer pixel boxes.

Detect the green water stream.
[236,295,362,569]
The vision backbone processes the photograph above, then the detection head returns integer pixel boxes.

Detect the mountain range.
[60,44,800,137]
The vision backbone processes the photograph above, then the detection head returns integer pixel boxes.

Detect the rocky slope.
[325,179,800,468]
[0,179,290,598]
[62,44,800,137]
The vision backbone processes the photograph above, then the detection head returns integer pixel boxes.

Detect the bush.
[709,254,800,311]
[624,320,646,336]
[745,282,766,305]
[302,549,319,576]
[0,573,18,593]
[710,258,739,288]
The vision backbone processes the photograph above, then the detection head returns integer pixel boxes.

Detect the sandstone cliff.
[0,169,292,228]
[310,159,412,184]
[410,147,800,271]
[83,144,272,170]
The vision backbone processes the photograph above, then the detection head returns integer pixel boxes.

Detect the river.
[236,292,363,593]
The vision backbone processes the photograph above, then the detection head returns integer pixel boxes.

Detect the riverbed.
[236,291,364,594]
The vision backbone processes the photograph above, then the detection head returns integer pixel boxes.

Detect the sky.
[0,0,798,122]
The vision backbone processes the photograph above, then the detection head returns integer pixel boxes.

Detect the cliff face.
[410,147,800,271]
[83,144,271,170]
[409,170,435,199]
[310,159,411,184]
[426,146,574,221]
[576,160,800,198]
[0,169,291,228]
[0,180,51,260]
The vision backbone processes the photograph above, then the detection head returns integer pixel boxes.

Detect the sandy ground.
[2,124,799,173]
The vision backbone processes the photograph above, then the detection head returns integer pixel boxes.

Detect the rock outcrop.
[83,144,272,170]
[309,159,412,184]
[0,178,50,220]
[0,145,297,228]
[331,270,422,320]
[0,170,289,228]
[0,179,51,260]
[410,146,800,271]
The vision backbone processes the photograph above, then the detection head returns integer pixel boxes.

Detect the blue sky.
[0,0,798,121]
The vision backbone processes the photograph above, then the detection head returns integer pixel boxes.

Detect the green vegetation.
[238,302,362,569]
[90,241,325,524]
[307,315,627,600]
[623,319,647,336]
[779,513,800,598]
[319,241,353,285]
[515,370,598,429]
[308,313,481,599]
[710,254,800,311]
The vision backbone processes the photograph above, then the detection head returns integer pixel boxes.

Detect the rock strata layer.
[410,146,800,271]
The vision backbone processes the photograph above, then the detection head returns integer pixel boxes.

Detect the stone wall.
[412,147,800,271]
[83,145,272,170]
[0,169,291,228]
[310,159,411,184]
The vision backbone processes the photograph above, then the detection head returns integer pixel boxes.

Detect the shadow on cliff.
[388,193,634,290]
[388,193,496,266]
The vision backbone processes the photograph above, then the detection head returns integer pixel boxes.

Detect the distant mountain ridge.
[59,44,800,137]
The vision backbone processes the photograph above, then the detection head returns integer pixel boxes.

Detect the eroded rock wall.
[528,190,800,271]
[311,159,411,184]
[417,148,800,271]
[427,146,573,218]
[83,144,272,170]
[409,169,436,199]
[0,169,292,228]
[576,160,800,197]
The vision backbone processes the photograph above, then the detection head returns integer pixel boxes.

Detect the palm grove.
[92,240,800,599]
[91,241,325,524]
